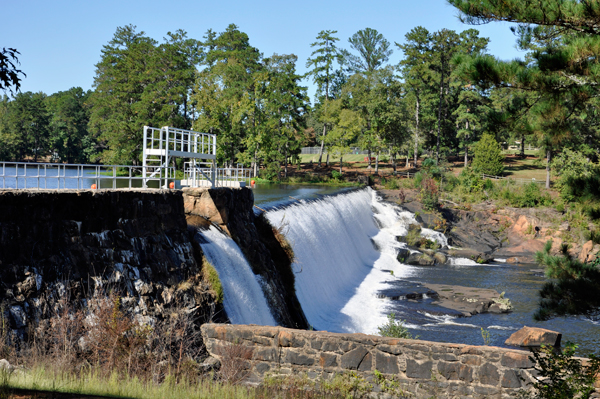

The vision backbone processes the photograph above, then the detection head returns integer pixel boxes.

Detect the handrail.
[0,162,175,190]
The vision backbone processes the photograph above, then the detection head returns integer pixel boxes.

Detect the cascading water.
[266,187,423,334]
[195,226,276,326]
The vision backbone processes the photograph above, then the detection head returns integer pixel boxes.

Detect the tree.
[305,30,344,166]
[448,0,600,187]
[534,240,600,321]
[0,48,26,95]
[89,25,200,165]
[1,92,50,161]
[342,28,393,74]
[45,87,94,163]
[322,99,364,174]
[193,24,261,166]
[472,133,504,176]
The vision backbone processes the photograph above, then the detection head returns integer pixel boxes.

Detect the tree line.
[2,17,600,180]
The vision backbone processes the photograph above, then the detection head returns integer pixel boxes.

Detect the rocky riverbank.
[378,188,600,265]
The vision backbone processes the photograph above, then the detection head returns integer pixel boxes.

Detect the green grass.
[3,366,254,399]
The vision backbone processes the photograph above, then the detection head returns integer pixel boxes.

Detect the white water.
[266,188,423,334]
[195,226,277,326]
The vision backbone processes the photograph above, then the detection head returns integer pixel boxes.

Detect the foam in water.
[195,226,277,326]
[266,188,422,334]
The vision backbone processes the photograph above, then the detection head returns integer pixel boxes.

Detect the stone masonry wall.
[0,189,224,341]
[202,323,542,399]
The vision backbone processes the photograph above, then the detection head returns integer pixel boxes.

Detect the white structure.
[142,126,249,188]
[142,126,218,188]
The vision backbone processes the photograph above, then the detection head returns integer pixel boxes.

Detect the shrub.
[519,343,600,399]
[331,170,343,180]
[420,177,439,210]
[472,133,504,176]
[377,313,414,339]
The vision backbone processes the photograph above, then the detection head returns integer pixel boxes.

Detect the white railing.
[0,162,175,190]
[481,174,548,186]
[143,126,216,158]
[183,163,252,188]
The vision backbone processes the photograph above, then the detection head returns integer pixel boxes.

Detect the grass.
[4,366,256,399]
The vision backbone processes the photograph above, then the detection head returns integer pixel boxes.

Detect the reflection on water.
[252,183,354,209]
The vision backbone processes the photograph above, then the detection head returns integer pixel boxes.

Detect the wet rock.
[396,248,411,263]
[406,253,435,266]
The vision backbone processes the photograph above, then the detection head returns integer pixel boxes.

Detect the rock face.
[505,326,562,348]
[201,323,548,398]
[183,187,308,329]
[0,189,224,342]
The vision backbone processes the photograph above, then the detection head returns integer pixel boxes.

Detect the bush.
[519,343,600,399]
[331,170,343,180]
[472,133,504,176]
[377,313,414,339]
[420,177,439,210]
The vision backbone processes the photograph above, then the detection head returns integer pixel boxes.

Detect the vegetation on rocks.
[377,313,415,339]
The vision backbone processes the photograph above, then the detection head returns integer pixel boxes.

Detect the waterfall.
[195,226,276,326]
[266,188,420,334]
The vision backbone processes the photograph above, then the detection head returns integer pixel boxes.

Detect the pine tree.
[472,133,504,176]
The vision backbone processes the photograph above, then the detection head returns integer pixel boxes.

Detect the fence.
[300,147,373,155]
[391,170,549,186]
[481,173,548,186]
[0,162,175,190]
[182,163,252,188]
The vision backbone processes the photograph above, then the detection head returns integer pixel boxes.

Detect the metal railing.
[0,162,175,190]
[481,174,548,186]
[143,126,216,157]
[183,162,252,187]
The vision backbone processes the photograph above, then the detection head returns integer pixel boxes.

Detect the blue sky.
[5,0,523,99]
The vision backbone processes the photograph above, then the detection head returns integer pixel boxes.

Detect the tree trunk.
[414,93,420,167]
[521,134,525,158]
[464,121,469,168]
[367,149,372,169]
[546,149,551,189]
[318,125,326,167]
[326,152,330,167]
[284,148,288,178]
[375,152,379,174]
[340,155,343,174]
[436,67,444,164]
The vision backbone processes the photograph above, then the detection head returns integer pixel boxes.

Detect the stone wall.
[0,189,224,340]
[202,323,543,398]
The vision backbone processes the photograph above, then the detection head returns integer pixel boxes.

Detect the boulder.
[396,248,411,263]
[505,326,561,348]
[433,252,447,265]
[579,240,594,263]
[406,253,435,266]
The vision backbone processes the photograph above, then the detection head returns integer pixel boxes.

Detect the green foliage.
[331,170,343,180]
[519,343,600,399]
[90,25,200,164]
[0,47,25,95]
[472,133,504,176]
[377,313,415,339]
[551,148,600,203]
[480,328,491,345]
[342,28,393,74]
[419,176,439,211]
[534,240,600,320]
[203,259,223,304]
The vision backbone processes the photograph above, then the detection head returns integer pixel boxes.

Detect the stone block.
[460,355,482,366]
[358,352,372,372]
[478,363,500,386]
[254,347,278,362]
[432,353,458,362]
[340,346,369,370]
[501,370,522,388]
[284,350,314,366]
[255,362,270,375]
[505,326,562,348]
[406,359,432,379]
[437,361,473,382]
[376,344,403,355]
[319,353,338,368]
[375,351,399,374]
[501,351,534,369]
